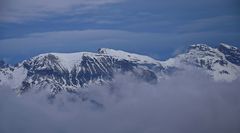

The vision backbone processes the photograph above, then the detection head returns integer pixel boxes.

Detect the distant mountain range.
[0,43,239,97]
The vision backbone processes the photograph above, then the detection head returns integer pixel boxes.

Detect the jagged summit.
[98,48,112,54]
[218,43,240,66]
[98,48,161,64]
[28,51,98,72]
[24,48,162,72]
[0,59,12,67]
[0,60,6,68]
[163,43,240,81]
[189,44,211,50]
[188,44,217,53]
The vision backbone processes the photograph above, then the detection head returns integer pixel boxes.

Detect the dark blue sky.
[0,0,239,64]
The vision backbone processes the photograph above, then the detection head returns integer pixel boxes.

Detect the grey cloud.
[0,0,124,23]
[0,70,240,133]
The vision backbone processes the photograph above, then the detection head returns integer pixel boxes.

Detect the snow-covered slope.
[0,49,163,95]
[162,44,240,81]
[0,43,239,96]
[98,48,162,65]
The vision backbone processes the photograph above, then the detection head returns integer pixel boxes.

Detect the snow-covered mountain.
[162,43,240,81]
[0,48,164,96]
[0,43,239,96]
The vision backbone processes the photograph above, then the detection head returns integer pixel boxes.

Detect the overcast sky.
[0,0,239,63]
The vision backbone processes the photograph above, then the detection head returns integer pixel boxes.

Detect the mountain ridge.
[0,43,239,96]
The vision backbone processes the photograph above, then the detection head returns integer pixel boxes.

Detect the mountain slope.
[0,48,164,95]
[0,43,239,96]
[162,43,240,81]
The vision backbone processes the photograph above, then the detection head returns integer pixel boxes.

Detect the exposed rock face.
[0,44,239,96]
[0,48,163,95]
[162,44,240,81]
[218,43,240,66]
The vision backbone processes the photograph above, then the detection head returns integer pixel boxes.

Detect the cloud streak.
[0,29,239,63]
[0,0,124,23]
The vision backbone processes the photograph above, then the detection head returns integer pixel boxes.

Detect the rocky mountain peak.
[0,60,5,68]
[0,60,9,68]
[188,44,213,52]
[0,44,239,96]
[162,43,240,81]
[218,43,240,66]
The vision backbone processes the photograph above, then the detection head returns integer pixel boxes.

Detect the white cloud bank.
[0,70,240,133]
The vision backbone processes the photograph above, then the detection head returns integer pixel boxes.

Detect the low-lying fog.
[0,69,240,133]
